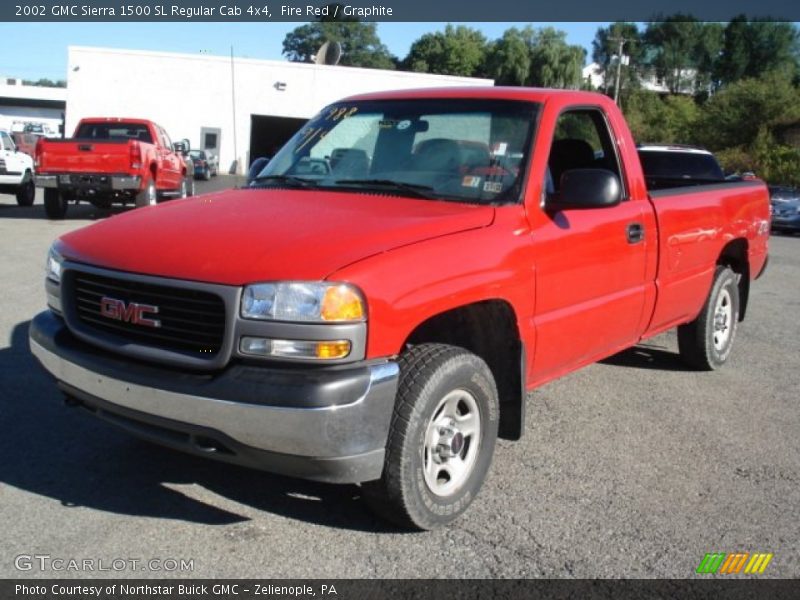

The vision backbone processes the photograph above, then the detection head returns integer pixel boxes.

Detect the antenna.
[314,41,342,66]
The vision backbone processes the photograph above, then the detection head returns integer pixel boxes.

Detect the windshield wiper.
[249,174,318,188]
[334,178,437,200]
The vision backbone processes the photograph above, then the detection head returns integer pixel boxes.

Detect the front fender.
[327,207,536,359]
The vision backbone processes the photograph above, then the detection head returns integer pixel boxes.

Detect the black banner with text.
[5,579,800,600]
[3,0,800,23]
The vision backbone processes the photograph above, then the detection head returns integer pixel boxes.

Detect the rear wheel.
[15,172,35,206]
[43,188,67,219]
[678,266,740,370]
[203,166,211,181]
[362,344,499,530]
[177,177,189,199]
[134,177,157,208]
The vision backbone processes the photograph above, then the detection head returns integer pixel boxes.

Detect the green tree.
[624,90,700,143]
[715,17,799,85]
[643,17,707,94]
[527,27,586,89]
[752,131,800,186]
[693,23,725,94]
[696,73,800,150]
[483,28,531,86]
[282,19,395,70]
[481,26,585,88]
[402,25,487,77]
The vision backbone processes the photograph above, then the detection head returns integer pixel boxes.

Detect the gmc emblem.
[99,296,161,328]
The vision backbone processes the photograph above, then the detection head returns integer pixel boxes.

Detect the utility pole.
[609,36,627,105]
[230,46,238,174]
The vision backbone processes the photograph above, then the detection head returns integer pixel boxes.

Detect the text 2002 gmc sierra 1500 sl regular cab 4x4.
[29,88,770,529]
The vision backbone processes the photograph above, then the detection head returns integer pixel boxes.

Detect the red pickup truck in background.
[30,88,770,529]
[35,118,193,219]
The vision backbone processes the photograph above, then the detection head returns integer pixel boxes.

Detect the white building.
[582,61,698,95]
[0,79,66,134]
[66,46,494,174]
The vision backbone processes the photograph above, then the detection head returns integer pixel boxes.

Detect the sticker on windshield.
[490,142,508,156]
[325,106,359,121]
[483,181,503,194]
[397,120,412,130]
[462,175,481,188]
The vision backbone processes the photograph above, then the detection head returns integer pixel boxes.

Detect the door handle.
[626,222,644,244]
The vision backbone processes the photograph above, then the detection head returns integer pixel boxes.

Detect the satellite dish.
[315,41,342,66]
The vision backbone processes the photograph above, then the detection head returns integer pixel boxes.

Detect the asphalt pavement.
[0,178,798,579]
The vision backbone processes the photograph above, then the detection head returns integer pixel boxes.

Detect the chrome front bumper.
[29,311,399,483]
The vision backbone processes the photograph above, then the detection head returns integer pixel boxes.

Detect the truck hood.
[60,188,495,285]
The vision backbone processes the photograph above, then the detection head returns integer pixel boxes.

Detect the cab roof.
[342,87,611,105]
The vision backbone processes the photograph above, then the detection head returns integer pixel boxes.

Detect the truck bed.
[645,179,770,336]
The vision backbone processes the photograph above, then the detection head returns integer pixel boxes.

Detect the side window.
[159,127,173,150]
[546,109,622,198]
[1,132,13,150]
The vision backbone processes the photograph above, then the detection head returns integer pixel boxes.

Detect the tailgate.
[38,139,133,174]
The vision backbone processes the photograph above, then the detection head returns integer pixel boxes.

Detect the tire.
[678,266,740,370]
[184,175,195,197]
[43,188,67,219]
[15,172,35,206]
[175,177,189,199]
[134,177,158,208]
[203,166,211,181]
[362,343,499,530]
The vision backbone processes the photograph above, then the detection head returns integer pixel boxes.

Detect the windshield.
[253,98,540,204]
[189,150,206,159]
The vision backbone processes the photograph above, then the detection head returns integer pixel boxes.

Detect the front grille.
[70,271,226,356]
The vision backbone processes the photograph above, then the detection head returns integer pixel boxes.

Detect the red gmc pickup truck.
[29,88,769,529]
[35,118,193,219]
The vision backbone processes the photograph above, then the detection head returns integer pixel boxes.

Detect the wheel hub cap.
[422,389,481,497]
[435,428,464,461]
[712,289,733,350]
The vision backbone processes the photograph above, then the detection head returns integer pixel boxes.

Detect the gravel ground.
[1,179,797,579]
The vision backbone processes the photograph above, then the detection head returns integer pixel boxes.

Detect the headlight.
[241,282,366,322]
[46,244,64,283]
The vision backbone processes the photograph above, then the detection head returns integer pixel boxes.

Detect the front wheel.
[678,266,740,370]
[43,188,67,219]
[362,344,499,530]
[15,172,35,206]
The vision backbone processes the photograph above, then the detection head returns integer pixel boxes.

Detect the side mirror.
[247,157,271,185]
[556,168,621,208]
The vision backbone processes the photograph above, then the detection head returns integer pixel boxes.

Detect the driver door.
[531,108,649,381]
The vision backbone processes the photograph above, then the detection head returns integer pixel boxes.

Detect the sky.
[0,22,606,81]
